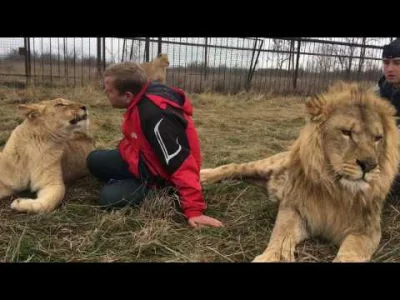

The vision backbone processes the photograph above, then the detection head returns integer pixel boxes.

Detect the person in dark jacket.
[375,38,400,199]
[87,61,223,228]
[375,38,400,124]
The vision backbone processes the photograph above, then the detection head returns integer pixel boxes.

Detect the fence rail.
[0,37,395,95]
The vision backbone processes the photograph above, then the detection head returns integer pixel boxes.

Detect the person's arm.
[138,99,210,220]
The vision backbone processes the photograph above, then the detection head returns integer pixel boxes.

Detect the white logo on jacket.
[154,118,182,164]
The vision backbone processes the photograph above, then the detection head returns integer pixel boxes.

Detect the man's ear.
[124,91,134,99]
[18,104,42,119]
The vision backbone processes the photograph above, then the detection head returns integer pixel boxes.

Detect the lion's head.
[294,81,399,195]
[18,98,89,137]
[156,53,170,67]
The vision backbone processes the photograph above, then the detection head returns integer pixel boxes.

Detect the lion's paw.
[252,252,281,263]
[332,254,367,263]
[252,250,295,262]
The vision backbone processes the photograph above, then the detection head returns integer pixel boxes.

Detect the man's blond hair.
[103,61,148,95]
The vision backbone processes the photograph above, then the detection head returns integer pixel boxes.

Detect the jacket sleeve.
[139,99,206,219]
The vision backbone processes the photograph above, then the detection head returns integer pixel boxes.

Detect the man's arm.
[138,98,206,219]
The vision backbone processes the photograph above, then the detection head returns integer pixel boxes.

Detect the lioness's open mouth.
[70,114,88,125]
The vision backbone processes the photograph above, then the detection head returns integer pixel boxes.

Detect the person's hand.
[188,214,224,228]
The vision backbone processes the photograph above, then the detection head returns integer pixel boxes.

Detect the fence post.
[288,39,294,72]
[64,38,68,86]
[49,37,53,87]
[97,37,102,79]
[158,37,162,55]
[102,37,106,71]
[246,39,258,91]
[204,37,208,80]
[129,39,135,61]
[293,39,301,90]
[24,37,31,87]
[145,38,150,62]
[122,39,126,61]
[357,37,366,80]
[246,38,263,91]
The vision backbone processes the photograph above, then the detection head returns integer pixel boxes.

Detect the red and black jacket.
[118,81,206,219]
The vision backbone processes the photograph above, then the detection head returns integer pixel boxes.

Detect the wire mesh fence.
[0,37,395,95]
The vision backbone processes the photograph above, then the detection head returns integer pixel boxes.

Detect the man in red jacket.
[87,61,223,228]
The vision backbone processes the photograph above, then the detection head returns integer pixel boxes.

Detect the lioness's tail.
[200,151,290,184]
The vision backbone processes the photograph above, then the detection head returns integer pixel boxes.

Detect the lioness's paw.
[11,198,47,213]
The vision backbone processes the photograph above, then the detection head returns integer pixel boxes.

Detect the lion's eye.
[55,103,66,107]
[341,129,352,137]
[375,135,383,142]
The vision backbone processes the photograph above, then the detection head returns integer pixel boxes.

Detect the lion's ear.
[305,94,326,121]
[18,104,42,119]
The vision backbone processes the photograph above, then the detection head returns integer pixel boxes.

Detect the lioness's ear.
[305,94,326,121]
[18,104,42,119]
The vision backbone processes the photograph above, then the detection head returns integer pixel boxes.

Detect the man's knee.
[86,150,112,181]
[86,150,101,174]
[98,181,148,209]
[98,186,127,209]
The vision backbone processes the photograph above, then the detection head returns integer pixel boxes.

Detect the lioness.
[0,98,96,213]
[200,81,400,262]
[140,53,170,84]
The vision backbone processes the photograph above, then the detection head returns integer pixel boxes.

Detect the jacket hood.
[145,82,193,115]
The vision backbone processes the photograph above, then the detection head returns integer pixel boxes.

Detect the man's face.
[103,76,132,109]
[383,58,400,86]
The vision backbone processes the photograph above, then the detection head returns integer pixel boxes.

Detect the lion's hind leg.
[200,151,289,184]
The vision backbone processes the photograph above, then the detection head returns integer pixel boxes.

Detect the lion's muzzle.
[70,107,88,125]
[356,159,377,173]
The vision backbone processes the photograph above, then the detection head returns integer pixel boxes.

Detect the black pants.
[87,149,153,209]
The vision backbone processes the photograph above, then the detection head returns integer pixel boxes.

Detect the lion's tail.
[200,151,290,184]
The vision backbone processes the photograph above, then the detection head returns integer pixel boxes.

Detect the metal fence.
[0,37,396,95]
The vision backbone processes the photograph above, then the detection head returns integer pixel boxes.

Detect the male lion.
[200,81,400,262]
[140,53,170,84]
[0,98,96,214]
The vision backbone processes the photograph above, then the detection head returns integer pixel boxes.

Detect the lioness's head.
[18,98,89,136]
[156,53,170,67]
[300,81,399,193]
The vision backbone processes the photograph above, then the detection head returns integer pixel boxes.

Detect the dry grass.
[0,85,399,263]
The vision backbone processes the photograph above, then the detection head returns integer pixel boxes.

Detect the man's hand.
[188,214,224,228]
